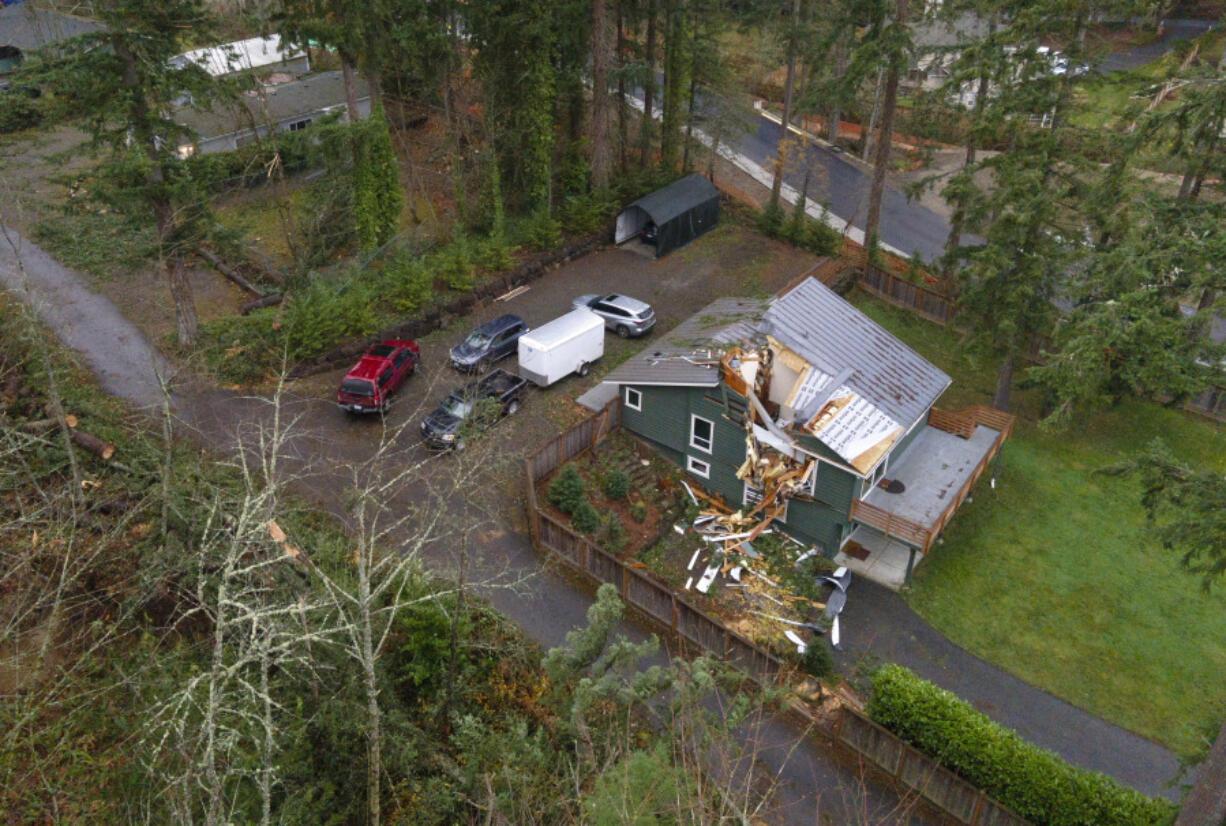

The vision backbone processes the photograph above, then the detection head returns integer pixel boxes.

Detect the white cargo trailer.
[517,308,605,386]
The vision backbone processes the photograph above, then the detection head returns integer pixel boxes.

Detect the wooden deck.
[851,406,1015,554]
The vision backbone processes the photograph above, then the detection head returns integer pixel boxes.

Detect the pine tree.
[353,103,404,250]
[41,0,227,346]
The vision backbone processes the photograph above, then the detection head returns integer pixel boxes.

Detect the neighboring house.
[905,12,991,104]
[168,34,309,80]
[174,70,370,156]
[0,3,103,76]
[600,274,1013,590]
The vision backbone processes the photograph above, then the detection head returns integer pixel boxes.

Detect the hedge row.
[867,665,1175,826]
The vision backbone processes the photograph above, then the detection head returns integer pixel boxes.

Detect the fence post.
[895,745,907,780]
[621,564,628,599]
[969,791,985,826]
[723,629,730,660]
[671,594,678,633]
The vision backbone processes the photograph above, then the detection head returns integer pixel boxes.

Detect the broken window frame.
[686,456,711,479]
[624,386,642,411]
[690,414,714,454]
[744,482,787,522]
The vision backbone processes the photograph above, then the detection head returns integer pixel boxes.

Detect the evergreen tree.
[42,0,227,346]
[353,103,404,250]
[466,0,558,211]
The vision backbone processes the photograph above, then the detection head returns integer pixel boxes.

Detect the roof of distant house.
[169,34,305,77]
[0,4,104,53]
[175,70,365,142]
[912,12,992,51]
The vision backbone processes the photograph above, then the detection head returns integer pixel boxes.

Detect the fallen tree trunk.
[241,293,284,315]
[71,429,114,461]
[196,247,265,297]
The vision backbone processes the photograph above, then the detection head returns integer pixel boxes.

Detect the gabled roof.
[0,4,103,53]
[175,70,363,142]
[602,297,768,387]
[624,173,718,227]
[169,34,305,78]
[760,277,950,430]
[912,12,991,50]
[603,276,950,440]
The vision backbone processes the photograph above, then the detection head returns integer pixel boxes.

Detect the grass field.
[852,294,1226,759]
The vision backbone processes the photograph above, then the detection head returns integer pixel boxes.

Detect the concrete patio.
[835,526,917,590]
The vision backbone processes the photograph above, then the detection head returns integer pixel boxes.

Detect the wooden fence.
[833,707,1031,826]
[859,263,956,325]
[524,400,1034,826]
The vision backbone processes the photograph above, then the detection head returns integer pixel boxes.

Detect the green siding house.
[602,277,1012,590]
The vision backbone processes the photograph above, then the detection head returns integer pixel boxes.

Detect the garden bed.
[537,430,841,674]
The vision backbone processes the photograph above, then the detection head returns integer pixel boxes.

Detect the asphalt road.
[1099,18,1217,73]
[738,116,954,260]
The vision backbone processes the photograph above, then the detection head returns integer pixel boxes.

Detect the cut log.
[196,247,265,297]
[71,429,115,461]
[241,293,284,315]
[19,417,58,433]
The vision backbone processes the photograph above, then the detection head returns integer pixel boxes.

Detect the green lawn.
[851,294,1226,760]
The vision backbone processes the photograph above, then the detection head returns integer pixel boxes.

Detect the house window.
[624,387,642,411]
[288,118,312,132]
[686,456,710,479]
[690,414,713,453]
[744,483,786,522]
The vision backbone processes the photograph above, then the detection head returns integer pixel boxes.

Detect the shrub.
[867,665,1175,826]
[571,500,602,534]
[800,641,834,679]
[756,201,785,236]
[628,500,647,523]
[602,469,629,501]
[195,309,282,385]
[547,464,585,515]
[0,91,42,133]
[476,232,516,271]
[437,235,475,290]
[600,513,626,553]
[380,252,434,313]
[518,208,562,251]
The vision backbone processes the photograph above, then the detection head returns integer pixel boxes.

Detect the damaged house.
[599,275,1013,590]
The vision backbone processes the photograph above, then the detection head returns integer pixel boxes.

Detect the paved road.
[838,580,1189,801]
[738,116,954,260]
[1099,18,1217,73]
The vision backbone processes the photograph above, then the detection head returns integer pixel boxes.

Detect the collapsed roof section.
[603,276,951,476]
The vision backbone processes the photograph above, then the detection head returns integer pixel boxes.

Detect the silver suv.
[571,293,656,338]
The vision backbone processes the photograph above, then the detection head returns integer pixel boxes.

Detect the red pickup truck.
[336,339,420,414]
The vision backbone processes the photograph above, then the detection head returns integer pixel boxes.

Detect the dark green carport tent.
[614,173,719,258]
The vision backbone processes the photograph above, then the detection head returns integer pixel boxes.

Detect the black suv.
[449,314,528,372]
